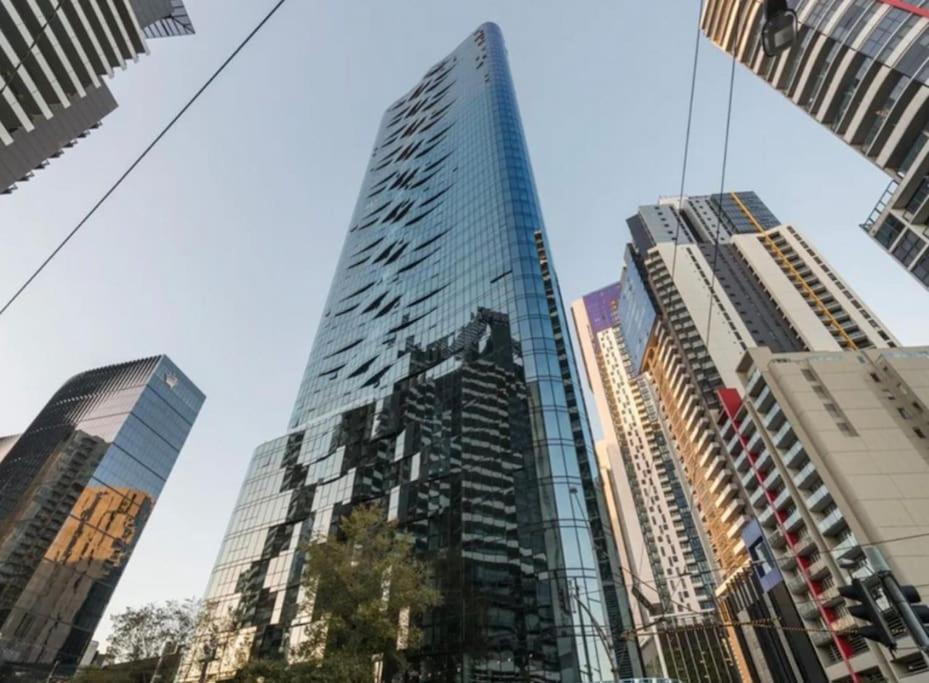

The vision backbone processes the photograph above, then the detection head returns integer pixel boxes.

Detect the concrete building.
[0,356,203,677]
[702,0,929,290]
[0,0,194,193]
[573,274,740,682]
[621,190,898,682]
[719,346,929,681]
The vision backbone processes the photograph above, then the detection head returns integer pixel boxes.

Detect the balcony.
[746,369,764,396]
[769,527,787,549]
[806,484,833,512]
[832,531,863,562]
[807,554,831,581]
[750,485,767,509]
[762,467,783,493]
[811,630,835,647]
[753,384,775,412]
[709,468,729,496]
[726,431,742,456]
[773,421,798,449]
[793,530,818,557]
[733,450,750,473]
[798,600,822,622]
[782,507,804,533]
[755,449,773,473]
[720,497,743,524]
[758,505,776,529]
[786,573,810,596]
[716,481,739,508]
[818,508,848,537]
[794,461,821,490]
[746,430,763,455]
[782,441,808,469]
[773,487,792,512]
[742,468,760,492]
[764,403,786,431]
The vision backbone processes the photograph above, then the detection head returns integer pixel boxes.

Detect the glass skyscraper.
[184,23,641,683]
[0,356,204,677]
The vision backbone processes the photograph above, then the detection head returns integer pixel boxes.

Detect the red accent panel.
[718,387,743,416]
[878,0,929,19]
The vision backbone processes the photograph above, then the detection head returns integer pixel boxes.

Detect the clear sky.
[2,0,928,648]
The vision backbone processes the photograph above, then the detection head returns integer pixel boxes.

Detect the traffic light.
[838,578,896,649]
[761,0,798,57]
[879,576,929,651]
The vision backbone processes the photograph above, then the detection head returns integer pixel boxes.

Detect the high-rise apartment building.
[719,346,929,681]
[702,0,929,290]
[615,190,897,682]
[0,356,204,676]
[572,274,740,683]
[0,0,194,193]
[182,24,641,683]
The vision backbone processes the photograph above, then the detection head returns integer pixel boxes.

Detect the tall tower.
[0,356,204,676]
[572,271,740,683]
[184,24,641,682]
[701,0,929,291]
[0,0,194,194]
[610,190,897,682]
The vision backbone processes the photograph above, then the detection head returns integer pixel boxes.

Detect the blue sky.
[2,0,928,647]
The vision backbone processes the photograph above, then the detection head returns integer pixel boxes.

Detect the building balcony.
[750,486,767,509]
[832,531,863,562]
[773,421,798,449]
[787,573,810,596]
[742,468,760,492]
[792,530,818,557]
[755,449,773,473]
[794,461,821,490]
[798,600,822,622]
[762,467,783,493]
[764,403,786,431]
[807,555,831,581]
[746,369,764,396]
[830,613,858,634]
[753,384,775,412]
[709,468,729,496]
[773,487,792,512]
[746,430,763,455]
[784,507,805,533]
[811,629,835,647]
[782,440,808,470]
[818,585,843,608]
[818,508,848,537]
[734,450,750,473]
[720,497,743,524]
[726,431,742,456]
[769,527,788,550]
[758,504,776,529]
[715,481,739,508]
[806,484,833,512]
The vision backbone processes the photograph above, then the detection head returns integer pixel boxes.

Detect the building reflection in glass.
[0,356,204,675]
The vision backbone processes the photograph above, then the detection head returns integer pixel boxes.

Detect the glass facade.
[0,356,204,676]
[184,23,640,683]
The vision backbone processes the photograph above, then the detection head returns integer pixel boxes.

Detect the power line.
[669,0,704,281]
[0,1,65,103]
[702,3,740,349]
[0,0,291,320]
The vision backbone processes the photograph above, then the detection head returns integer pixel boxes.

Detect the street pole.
[866,547,929,653]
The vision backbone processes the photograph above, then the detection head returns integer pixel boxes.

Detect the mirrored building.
[0,356,204,677]
[182,23,641,683]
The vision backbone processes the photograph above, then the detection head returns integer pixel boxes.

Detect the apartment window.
[838,422,858,436]
[874,215,905,247]
[892,229,927,266]
[912,251,929,286]
[899,407,913,420]
[915,427,927,439]
[906,176,929,216]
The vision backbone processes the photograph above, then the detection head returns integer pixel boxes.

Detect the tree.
[239,503,441,683]
[106,598,201,663]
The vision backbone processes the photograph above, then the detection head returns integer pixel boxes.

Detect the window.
[906,176,929,216]
[913,250,929,286]
[874,215,905,247]
[892,229,926,266]
[915,428,927,439]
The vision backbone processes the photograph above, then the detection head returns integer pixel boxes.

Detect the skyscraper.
[719,346,929,681]
[183,23,641,683]
[606,190,897,682]
[701,0,929,290]
[0,356,204,677]
[572,275,740,682]
[0,0,194,194]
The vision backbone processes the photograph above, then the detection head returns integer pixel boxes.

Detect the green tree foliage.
[237,504,441,683]
[106,598,200,663]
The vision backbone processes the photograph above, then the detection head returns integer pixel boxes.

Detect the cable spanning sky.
[1,0,927,647]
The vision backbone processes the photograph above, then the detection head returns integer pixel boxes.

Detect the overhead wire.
[0,0,292,320]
